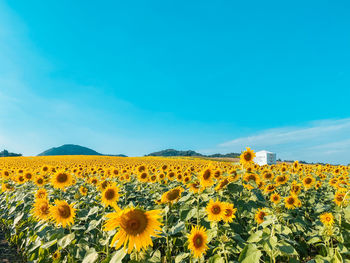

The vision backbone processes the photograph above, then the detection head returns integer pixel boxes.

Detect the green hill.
[37,144,127,157]
[145,149,202,157]
[0,149,22,157]
[37,144,102,156]
[145,149,240,158]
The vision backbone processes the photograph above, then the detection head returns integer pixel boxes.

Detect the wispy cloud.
[202,118,350,164]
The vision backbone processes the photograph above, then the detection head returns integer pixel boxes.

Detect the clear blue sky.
[0,1,350,164]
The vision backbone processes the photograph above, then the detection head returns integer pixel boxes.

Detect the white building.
[254,150,276,166]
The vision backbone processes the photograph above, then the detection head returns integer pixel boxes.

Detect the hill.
[145,149,240,158]
[38,144,128,157]
[0,149,22,157]
[38,144,102,156]
[145,149,203,157]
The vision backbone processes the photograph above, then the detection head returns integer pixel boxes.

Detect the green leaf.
[88,206,100,216]
[179,194,191,202]
[86,219,102,233]
[110,249,127,263]
[170,221,185,235]
[247,230,263,243]
[344,206,350,222]
[175,253,189,263]
[208,254,225,263]
[307,237,322,245]
[331,249,343,263]
[58,233,75,249]
[185,208,197,221]
[82,248,99,263]
[41,239,57,249]
[149,250,161,263]
[238,244,262,263]
[13,212,24,226]
[278,245,298,255]
[207,228,218,243]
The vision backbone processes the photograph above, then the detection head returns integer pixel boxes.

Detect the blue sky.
[0,0,350,164]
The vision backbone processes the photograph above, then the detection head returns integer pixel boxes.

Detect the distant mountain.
[104,154,128,157]
[145,149,240,158]
[0,149,22,157]
[38,144,101,156]
[146,149,203,157]
[38,144,127,157]
[206,153,240,158]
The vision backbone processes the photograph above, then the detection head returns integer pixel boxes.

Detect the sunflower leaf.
[58,233,75,249]
[238,244,262,263]
[82,248,99,263]
[110,249,127,263]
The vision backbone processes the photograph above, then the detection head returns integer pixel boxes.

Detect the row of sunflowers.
[0,149,350,262]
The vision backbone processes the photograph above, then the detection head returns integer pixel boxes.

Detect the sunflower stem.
[197,193,201,225]
[221,237,228,263]
[166,204,172,262]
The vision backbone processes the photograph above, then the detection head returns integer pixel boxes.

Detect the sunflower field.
[0,149,350,263]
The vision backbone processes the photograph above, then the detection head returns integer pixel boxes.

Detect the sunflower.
[215,178,230,191]
[206,199,225,222]
[302,176,315,190]
[329,178,338,188]
[183,175,191,184]
[315,181,322,190]
[243,182,254,190]
[270,193,281,204]
[229,170,240,182]
[158,173,166,181]
[99,180,111,191]
[1,183,13,192]
[222,203,237,223]
[150,174,158,183]
[240,147,256,166]
[137,165,146,173]
[104,207,162,253]
[262,170,274,181]
[50,200,76,228]
[167,171,176,181]
[213,170,222,180]
[257,180,265,190]
[160,186,184,204]
[255,208,268,224]
[290,181,302,195]
[189,181,201,193]
[138,172,149,183]
[243,173,260,184]
[41,166,49,174]
[34,176,45,187]
[334,191,348,206]
[51,171,73,190]
[199,168,215,188]
[16,174,26,184]
[284,195,301,209]
[101,184,120,208]
[264,184,276,194]
[188,225,208,258]
[320,212,334,226]
[275,174,289,186]
[89,177,99,186]
[35,188,48,199]
[1,170,11,179]
[293,161,299,170]
[24,172,33,182]
[32,199,51,222]
[80,186,88,196]
[176,173,183,182]
[52,250,61,261]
